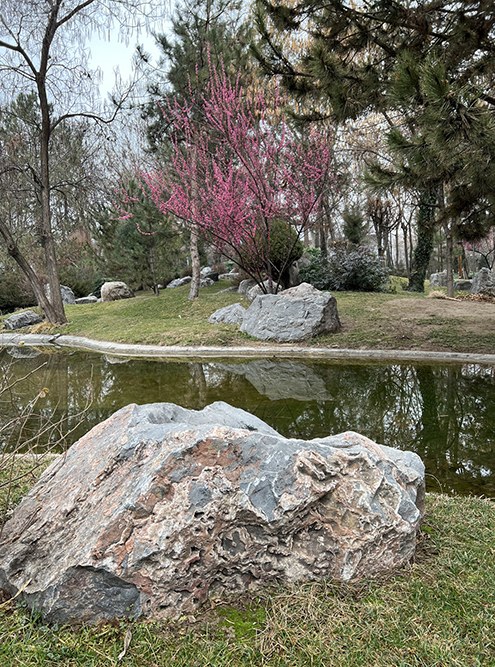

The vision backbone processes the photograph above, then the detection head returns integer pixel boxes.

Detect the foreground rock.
[240,282,341,342]
[100,281,135,302]
[0,402,424,625]
[3,310,42,330]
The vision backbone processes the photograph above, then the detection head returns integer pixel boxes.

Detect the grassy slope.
[6,278,495,354]
[0,490,493,667]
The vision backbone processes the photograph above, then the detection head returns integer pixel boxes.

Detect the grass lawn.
[4,278,495,354]
[1,479,494,666]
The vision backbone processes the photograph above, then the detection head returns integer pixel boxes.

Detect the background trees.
[0,0,168,322]
[255,0,495,291]
[135,56,339,294]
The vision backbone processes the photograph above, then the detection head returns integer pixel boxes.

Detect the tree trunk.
[402,223,410,278]
[444,222,454,297]
[0,219,59,322]
[188,222,201,300]
[407,190,436,292]
[37,70,67,324]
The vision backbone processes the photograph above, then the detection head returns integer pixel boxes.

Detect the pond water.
[1,347,494,497]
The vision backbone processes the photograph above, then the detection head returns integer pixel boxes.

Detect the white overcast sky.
[87,28,163,99]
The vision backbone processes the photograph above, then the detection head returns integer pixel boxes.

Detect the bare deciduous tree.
[0,0,167,323]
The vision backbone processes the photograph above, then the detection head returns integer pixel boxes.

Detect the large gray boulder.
[240,282,341,342]
[209,303,246,324]
[45,284,76,305]
[0,401,424,625]
[3,310,42,330]
[470,268,495,296]
[100,281,135,302]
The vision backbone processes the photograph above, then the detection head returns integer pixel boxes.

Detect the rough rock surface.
[100,281,135,302]
[75,296,98,305]
[470,268,495,296]
[240,283,341,342]
[3,310,42,330]
[200,277,215,288]
[0,401,424,625]
[237,278,257,295]
[246,280,281,302]
[429,271,447,287]
[166,276,192,289]
[453,280,472,291]
[45,284,76,305]
[209,303,246,324]
[218,272,240,281]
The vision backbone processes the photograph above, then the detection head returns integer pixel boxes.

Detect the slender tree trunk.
[188,223,201,300]
[37,69,67,323]
[402,223,410,278]
[444,222,454,297]
[0,219,59,321]
[148,246,159,296]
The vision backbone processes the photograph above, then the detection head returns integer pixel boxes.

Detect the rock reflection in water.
[0,348,494,497]
[216,360,334,401]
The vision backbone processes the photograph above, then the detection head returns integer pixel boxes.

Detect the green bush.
[0,267,36,313]
[238,220,303,287]
[300,246,389,292]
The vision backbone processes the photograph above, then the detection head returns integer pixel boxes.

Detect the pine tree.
[255,0,495,293]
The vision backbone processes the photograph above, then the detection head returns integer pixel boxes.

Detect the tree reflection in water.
[1,349,494,497]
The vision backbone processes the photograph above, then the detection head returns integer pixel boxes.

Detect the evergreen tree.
[342,205,367,247]
[255,0,495,293]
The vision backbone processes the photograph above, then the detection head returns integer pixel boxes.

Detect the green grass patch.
[0,491,494,666]
[2,279,494,354]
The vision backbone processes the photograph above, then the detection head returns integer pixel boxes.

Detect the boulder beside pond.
[0,401,425,625]
[3,310,42,330]
[100,281,135,302]
[240,282,341,342]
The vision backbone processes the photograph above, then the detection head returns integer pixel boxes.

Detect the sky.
[87,29,163,100]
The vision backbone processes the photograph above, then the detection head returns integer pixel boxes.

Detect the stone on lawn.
[166,276,192,289]
[429,271,447,287]
[240,282,341,342]
[209,303,246,325]
[45,284,76,305]
[75,296,98,305]
[0,401,425,625]
[100,281,135,302]
[199,277,215,288]
[471,268,495,296]
[237,278,257,295]
[3,310,43,330]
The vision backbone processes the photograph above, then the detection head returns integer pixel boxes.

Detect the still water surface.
[1,347,494,497]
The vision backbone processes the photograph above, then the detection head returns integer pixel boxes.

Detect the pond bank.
[2,332,495,365]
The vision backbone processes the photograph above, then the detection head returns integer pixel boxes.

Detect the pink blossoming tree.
[129,59,341,299]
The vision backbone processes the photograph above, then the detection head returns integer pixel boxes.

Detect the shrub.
[300,246,389,292]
